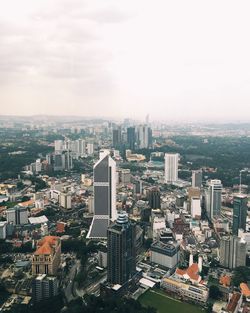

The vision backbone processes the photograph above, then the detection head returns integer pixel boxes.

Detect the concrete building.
[32,236,61,276]
[161,273,209,304]
[87,143,94,155]
[137,125,152,149]
[87,150,116,239]
[220,236,246,269]
[107,212,136,285]
[60,193,71,209]
[120,169,131,184]
[150,241,180,269]
[112,127,122,148]
[232,194,248,235]
[0,221,7,239]
[205,179,222,219]
[147,187,161,209]
[164,153,179,184]
[32,274,58,303]
[6,205,28,225]
[192,170,202,188]
[127,127,136,150]
[191,197,201,219]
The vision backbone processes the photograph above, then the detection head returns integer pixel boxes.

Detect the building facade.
[205,179,222,219]
[32,236,61,276]
[220,236,246,269]
[87,150,117,239]
[164,153,179,184]
[232,194,248,235]
[107,212,136,285]
[150,241,180,269]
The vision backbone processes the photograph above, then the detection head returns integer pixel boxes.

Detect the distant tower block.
[198,256,203,272]
[189,253,193,267]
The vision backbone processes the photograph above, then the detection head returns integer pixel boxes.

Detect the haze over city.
[1,0,250,121]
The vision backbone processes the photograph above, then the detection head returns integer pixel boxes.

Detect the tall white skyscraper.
[205,179,222,219]
[87,150,116,239]
[76,139,86,158]
[164,153,179,183]
[54,140,63,153]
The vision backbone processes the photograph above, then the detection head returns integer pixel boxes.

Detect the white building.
[6,206,28,225]
[150,241,180,269]
[191,197,201,219]
[0,221,7,239]
[54,140,64,152]
[60,193,72,209]
[138,125,149,149]
[87,143,94,155]
[164,153,179,184]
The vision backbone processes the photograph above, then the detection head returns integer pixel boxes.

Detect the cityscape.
[1,1,250,313]
[0,117,250,313]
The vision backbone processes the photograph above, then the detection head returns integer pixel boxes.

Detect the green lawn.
[139,289,204,313]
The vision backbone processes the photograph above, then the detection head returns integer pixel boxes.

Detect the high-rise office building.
[137,125,152,149]
[6,205,28,225]
[147,187,161,209]
[220,236,246,269]
[164,153,179,183]
[0,221,7,239]
[54,140,63,153]
[205,179,222,219]
[76,139,86,158]
[87,150,117,239]
[112,127,122,148]
[233,194,248,235]
[107,212,136,285]
[32,274,58,303]
[192,170,203,188]
[127,127,136,150]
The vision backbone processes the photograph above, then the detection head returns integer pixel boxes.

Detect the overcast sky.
[1,0,250,121]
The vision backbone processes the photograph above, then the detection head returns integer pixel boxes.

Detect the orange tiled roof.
[176,263,200,282]
[19,199,34,207]
[35,236,59,255]
[240,283,250,297]
[220,275,231,287]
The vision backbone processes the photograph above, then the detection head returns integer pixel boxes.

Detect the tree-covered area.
[232,266,250,287]
[64,295,157,313]
[136,136,250,187]
[0,131,53,180]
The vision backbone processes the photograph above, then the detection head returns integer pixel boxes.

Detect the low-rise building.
[32,236,61,276]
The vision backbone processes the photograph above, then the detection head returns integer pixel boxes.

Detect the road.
[64,259,81,303]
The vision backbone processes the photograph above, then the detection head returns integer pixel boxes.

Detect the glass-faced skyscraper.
[205,179,222,219]
[87,150,116,239]
[107,212,136,285]
[232,194,248,235]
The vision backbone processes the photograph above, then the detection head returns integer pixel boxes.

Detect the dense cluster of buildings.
[0,119,250,313]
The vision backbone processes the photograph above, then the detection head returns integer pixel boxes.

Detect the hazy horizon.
[1,0,250,121]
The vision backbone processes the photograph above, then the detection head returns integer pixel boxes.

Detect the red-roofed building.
[175,263,201,284]
[222,292,242,313]
[32,236,61,276]
[56,222,67,233]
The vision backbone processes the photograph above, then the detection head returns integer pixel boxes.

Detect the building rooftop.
[34,236,60,255]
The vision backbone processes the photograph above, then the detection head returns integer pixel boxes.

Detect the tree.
[232,266,250,287]
[209,285,222,300]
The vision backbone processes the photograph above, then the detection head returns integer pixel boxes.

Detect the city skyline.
[1,0,250,121]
